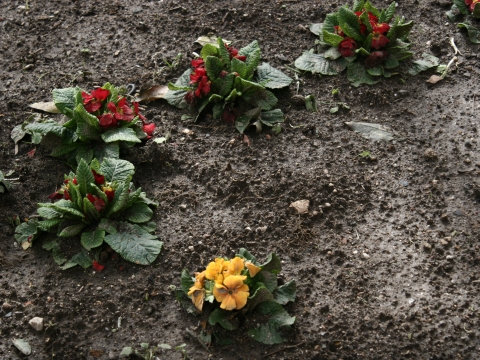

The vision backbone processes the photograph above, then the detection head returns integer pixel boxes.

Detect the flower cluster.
[336,9,390,66]
[81,88,155,138]
[187,256,260,311]
[184,59,211,104]
[466,0,480,12]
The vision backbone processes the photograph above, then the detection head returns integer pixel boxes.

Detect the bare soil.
[1,0,480,359]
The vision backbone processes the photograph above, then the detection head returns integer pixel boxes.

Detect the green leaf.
[101,127,141,144]
[382,1,396,23]
[260,109,284,126]
[76,159,95,197]
[206,56,226,80]
[57,220,85,237]
[137,221,156,233]
[52,87,79,117]
[181,269,195,295]
[109,179,131,215]
[164,69,191,109]
[274,280,297,305]
[100,158,135,183]
[216,38,231,69]
[260,253,282,273]
[474,2,480,18]
[405,53,440,76]
[234,76,264,94]
[387,19,414,42]
[45,199,85,218]
[51,143,81,157]
[295,52,347,75]
[453,0,469,15]
[323,13,339,33]
[98,218,117,234]
[347,61,379,86]
[75,147,93,165]
[359,12,373,33]
[254,63,292,89]
[247,301,295,344]
[70,250,92,269]
[37,207,62,219]
[323,47,342,60]
[208,308,239,330]
[256,270,278,293]
[14,220,40,245]
[212,103,224,119]
[225,89,240,103]
[245,90,278,111]
[384,54,400,69]
[237,248,258,264]
[95,142,120,162]
[338,7,363,41]
[37,218,62,232]
[322,30,345,47]
[458,22,480,44]
[239,40,261,78]
[367,67,382,76]
[81,229,105,250]
[211,73,235,97]
[231,58,248,78]
[353,0,364,12]
[104,222,163,265]
[123,202,154,223]
[235,107,261,133]
[200,44,218,60]
[246,284,274,312]
[364,1,381,18]
[74,104,102,142]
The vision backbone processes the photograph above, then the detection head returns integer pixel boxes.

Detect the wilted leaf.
[345,121,397,141]
[136,85,169,102]
[29,101,61,113]
[426,75,443,84]
[196,36,231,47]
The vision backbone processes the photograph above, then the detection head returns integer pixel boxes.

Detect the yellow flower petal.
[225,256,245,276]
[220,294,238,311]
[245,261,261,277]
[205,258,226,281]
[191,289,205,311]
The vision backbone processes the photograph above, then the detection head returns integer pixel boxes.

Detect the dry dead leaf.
[195,36,231,47]
[243,134,251,147]
[136,85,169,102]
[289,200,309,214]
[426,75,443,84]
[89,349,104,357]
[29,102,60,114]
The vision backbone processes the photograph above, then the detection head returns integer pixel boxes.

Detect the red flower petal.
[92,169,105,185]
[107,102,117,113]
[143,123,155,136]
[92,260,105,271]
[91,88,110,102]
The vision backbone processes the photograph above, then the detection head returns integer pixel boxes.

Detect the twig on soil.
[185,329,210,351]
[261,341,305,358]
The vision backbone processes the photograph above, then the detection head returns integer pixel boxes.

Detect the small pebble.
[362,252,370,259]
[29,317,44,331]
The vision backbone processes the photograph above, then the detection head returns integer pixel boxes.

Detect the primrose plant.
[180,249,296,344]
[165,37,292,134]
[447,0,480,43]
[13,83,156,167]
[295,1,440,86]
[14,158,163,269]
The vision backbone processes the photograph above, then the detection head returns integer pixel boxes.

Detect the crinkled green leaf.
[347,61,379,86]
[364,1,381,18]
[57,220,85,237]
[101,127,141,144]
[405,53,440,76]
[247,301,296,344]
[100,158,135,183]
[387,19,414,42]
[81,229,105,251]
[98,218,117,234]
[254,63,292,89]
[74,104,101,141]
[211,73,235,98]
[309,23,323,36]
[274,280,297,305]
[256,270,277,293]
[382,1,396,23]
[37,207,62,219]
[260,253,282,273]
[52,87,79,118]
[458,22,480,44]
[76,159,95,197]
[95,142,120,162]
[42,199,84,218]
[138,221,157,233]
[75,146,94,165]
[164,69,191,109]
[234,76,264,94]
[246,283,274,313]
[453,0,469,15]
[245,90,278,111]
[231,58,248,78]
[260,109,284,126]
[14,219,40,245]
[322,30,345,47]
[323,47,342,60]
[295,52,347,75]
[235,107,261,133]
[104,222,163,265]
[70,250,92,269]
[123,202,154,223]
[37,218,62,232]
[208,308,239,330]
[206,55,226,80]
[200,43,219,60]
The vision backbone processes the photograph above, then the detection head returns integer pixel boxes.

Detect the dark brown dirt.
[1,0,480,359]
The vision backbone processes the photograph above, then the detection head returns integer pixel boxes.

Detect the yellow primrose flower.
[187,271,206,311]
[213,275,249,311]
[224,256,245,277]
[205,258,230,283]
[245,260,261,278]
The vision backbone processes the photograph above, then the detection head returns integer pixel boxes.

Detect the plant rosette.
[447,0,480,43]
[12,83,156,167]
[295,1,441,86]
[165,37,293,134]
[14,158,163,269]
[179,249,296,345]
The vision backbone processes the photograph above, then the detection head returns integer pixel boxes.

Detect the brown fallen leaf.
[426,75,443,84]
[89,350,104,357]
[29,101,60,113]
[136,85,169,102]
